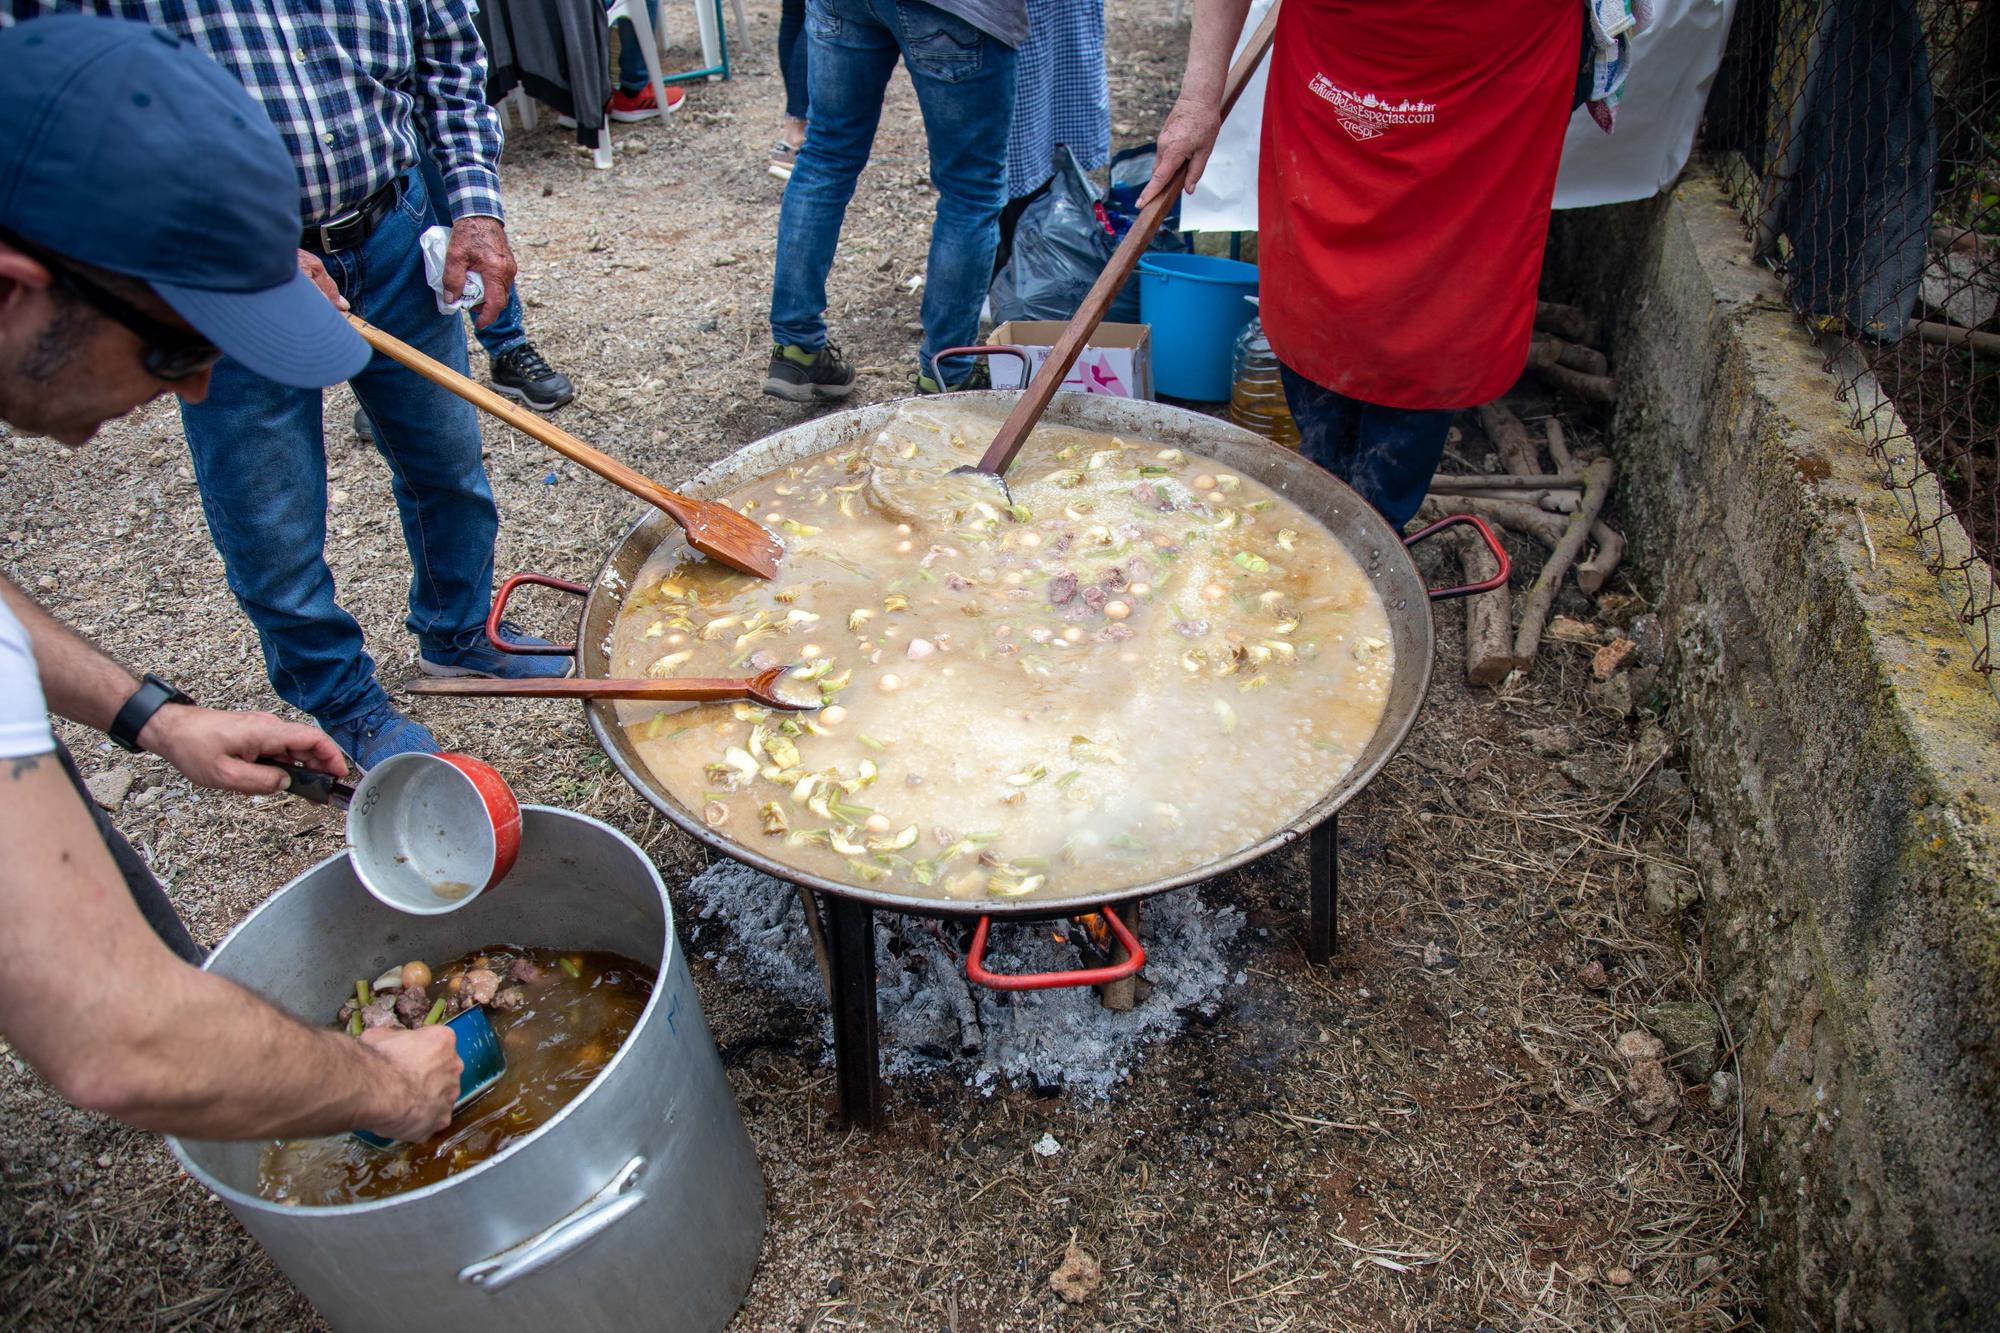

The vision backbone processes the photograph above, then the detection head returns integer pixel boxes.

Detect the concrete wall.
[1544,172,2000,1331]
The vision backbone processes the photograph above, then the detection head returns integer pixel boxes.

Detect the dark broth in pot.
[257,948,653,1206]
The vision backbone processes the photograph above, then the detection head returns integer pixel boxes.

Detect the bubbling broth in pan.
[612,403,1395,903]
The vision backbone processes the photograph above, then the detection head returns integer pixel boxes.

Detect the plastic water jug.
[1229,307,1298,448]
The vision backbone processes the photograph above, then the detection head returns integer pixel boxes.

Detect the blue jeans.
[771,0,1016,385]
[180,169,499,727]
[614,0,664,94]
[779,0,810,121]
[416,150,526,359]
[1279,363,1453,531]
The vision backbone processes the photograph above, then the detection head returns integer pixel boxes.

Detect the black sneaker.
[915,360,992,395]
[489,342,576,412]
[764,341,857,402]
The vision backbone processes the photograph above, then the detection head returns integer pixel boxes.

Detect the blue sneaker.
[418,620,574,680]
[325,700,440,771]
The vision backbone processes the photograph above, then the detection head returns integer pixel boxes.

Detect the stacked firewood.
[1419,301,1627,685]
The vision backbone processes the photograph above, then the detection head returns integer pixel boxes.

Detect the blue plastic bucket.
[1137,252,1260,401]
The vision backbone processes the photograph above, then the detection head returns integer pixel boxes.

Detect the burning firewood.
[1093,903,1140,1012]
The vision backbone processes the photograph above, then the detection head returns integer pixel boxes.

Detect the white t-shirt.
[0,596,55,759]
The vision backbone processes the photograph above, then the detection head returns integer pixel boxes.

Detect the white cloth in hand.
[419,225,485,316]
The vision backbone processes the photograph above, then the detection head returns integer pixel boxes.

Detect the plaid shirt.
[5,0,503,225]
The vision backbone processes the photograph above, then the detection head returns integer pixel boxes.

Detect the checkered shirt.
[1005,0,1110,200]
[5,0,503,224]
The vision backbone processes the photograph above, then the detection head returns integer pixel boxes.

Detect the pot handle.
[928,344,1033,389]
[485,572,589,656]
[459,1155,647,1292]
[964,908,1145,991]
[254,758,353,809]
[1403,513,1510,602]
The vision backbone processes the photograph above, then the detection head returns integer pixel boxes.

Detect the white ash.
[684,859,1245,1101]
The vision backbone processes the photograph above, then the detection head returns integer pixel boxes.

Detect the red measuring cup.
[270,752,521,914]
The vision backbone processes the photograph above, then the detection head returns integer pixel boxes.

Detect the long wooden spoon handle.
[976,3,1280,478]
[407,676,762,701]
[348,314,691,521]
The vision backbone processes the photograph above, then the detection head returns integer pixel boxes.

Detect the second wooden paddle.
[407,665,822,711]
[348,314,782,579]
[966,3,1280,482]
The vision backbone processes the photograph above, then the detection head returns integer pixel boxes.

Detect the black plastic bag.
[988,145,1188,325]
[987,147,1107,323]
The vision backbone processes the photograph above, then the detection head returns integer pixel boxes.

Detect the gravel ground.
[0,5,1756,1329]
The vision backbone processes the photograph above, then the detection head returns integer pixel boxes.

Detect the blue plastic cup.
[352,1005,507,1148]
[1137,252,1260,401]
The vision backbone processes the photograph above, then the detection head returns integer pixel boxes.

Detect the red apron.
[1257,0,1582,410]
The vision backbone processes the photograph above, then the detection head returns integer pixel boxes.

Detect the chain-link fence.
[1703,0,1999,678]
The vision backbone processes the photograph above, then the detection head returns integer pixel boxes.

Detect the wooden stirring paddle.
[955,3,1280,490]
[348,315,782,580]
[407,665,822,711]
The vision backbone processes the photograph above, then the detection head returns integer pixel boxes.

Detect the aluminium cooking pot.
[169,807,765,1332]
[491,393,1501,918]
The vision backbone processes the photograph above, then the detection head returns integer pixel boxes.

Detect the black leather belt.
[301,176,402,254]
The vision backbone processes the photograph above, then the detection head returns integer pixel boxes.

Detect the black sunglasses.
[1,229,222,381]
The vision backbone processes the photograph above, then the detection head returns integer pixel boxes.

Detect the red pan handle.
[928,344,1033,389]
[964,907,1145,991]
[1404,513,1510,602]
[485,572,589,656]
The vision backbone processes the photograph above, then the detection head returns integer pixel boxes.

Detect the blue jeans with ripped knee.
[770,0,1016,386]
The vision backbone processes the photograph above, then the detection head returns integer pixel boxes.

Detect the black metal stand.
[822,893,881,1129]
[813,816,1341,1129]
[1307,814,1339,966]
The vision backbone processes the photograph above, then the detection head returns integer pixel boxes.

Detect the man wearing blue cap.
[0,16,461,1141]
[8,0,570,771]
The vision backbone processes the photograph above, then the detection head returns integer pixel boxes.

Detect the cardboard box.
[985,321,1154,401]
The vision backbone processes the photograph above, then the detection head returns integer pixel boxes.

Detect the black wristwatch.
[109,673,195,753]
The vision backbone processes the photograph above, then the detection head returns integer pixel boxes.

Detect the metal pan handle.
[964,907,1145,991]
[255,758,353,809]
[459,1155,647,1292]
[485,572,589,656]
[928,344,1033,390]
[1403,513,1510,602]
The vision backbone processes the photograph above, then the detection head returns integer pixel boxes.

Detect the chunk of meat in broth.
[464,968,501,1005]
[392,986,431,1025]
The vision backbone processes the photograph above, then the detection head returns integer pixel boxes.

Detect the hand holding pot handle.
[356,1026,462,1142]
[257,758,349,807]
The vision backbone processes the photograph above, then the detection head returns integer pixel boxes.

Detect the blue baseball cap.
[0,15,367,387]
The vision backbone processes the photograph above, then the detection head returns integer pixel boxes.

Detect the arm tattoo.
[9,754,46,780]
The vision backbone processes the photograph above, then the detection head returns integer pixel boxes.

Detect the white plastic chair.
[653,0,744,82]
[505,87,537,132]
[595,0,671,168]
